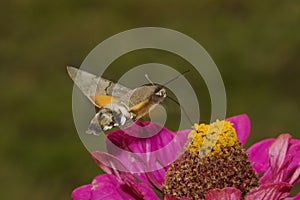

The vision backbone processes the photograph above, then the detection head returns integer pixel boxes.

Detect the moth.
[67,66,167,135]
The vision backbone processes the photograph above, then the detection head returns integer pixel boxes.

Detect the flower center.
[163,120,259,200]
[188,120,238,156]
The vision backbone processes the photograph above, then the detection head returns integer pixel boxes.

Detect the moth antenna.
[145,74,154,85]
[166,95,193,126]
[163,70,190,86]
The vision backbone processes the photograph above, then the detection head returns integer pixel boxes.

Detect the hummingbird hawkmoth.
[67,66,167,135]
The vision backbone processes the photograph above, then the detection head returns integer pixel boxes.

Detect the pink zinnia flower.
[71,114,300,200]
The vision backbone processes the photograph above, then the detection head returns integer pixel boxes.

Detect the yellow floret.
[187,120,238,156]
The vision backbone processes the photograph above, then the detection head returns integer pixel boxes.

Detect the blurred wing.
[86,113,102,135]
[67,66,132,108]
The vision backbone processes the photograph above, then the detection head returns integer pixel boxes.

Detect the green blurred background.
[1,0,299,199]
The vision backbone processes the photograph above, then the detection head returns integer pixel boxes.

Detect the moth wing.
[86,113,102,135]
[67,66,132,108]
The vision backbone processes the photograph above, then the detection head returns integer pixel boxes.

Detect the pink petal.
[248,134,300,184]
[286,139,300,184]
[91,151,130,177]
[91,151,159,190]
[288,164,300,184]
[107,121,181,153]
[72,184,92,200]
[143,129,190,190]
[205,187,242,200]
[145,168,167,190]
[245,182,292,200]
[106,121,190,190]
[269,134,291,173]
[91,151,166,194]
[164,195,189,200]
[72,174,159,200]
[120,174,161,200]
[260,134,298,184]
[105,124,160,187]
[260,156,299,185]
[226,114,251,145]
[91,174,131,200]
[291,139,300,145]
[247,138,275,173]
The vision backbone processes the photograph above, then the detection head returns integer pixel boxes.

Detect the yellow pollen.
[187,120,238,156]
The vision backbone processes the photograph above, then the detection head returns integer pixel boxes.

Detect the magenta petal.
[245,182,292,200]
[120,174,160,200]
[145,168,166,190]
[260,134,292,184]
[91,174,131,200]
[291,139,300,145]
[91,151,156,188]
[106,121,190,190]
[92,174,159,200]
[102,131,154,187]
[107,122,177,153]
[288,164,300,184]
[226,114,251,144]
[269,134,291,172]
[164,195,189,200]
[249,134,300,184]
[73,174,159,200]
[90,153,161,198]
[143,129,190,190]
[226,114,250,145]
[247,138,275,173]
[91,151,130,176]
[286,139,300,184]
[72,184,92,200]
[205,187,242,200]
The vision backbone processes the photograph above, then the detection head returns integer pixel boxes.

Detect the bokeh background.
[1,1,299,199]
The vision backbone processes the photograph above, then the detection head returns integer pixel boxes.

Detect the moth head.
[150,87,167,103]
[155,88,167,98]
